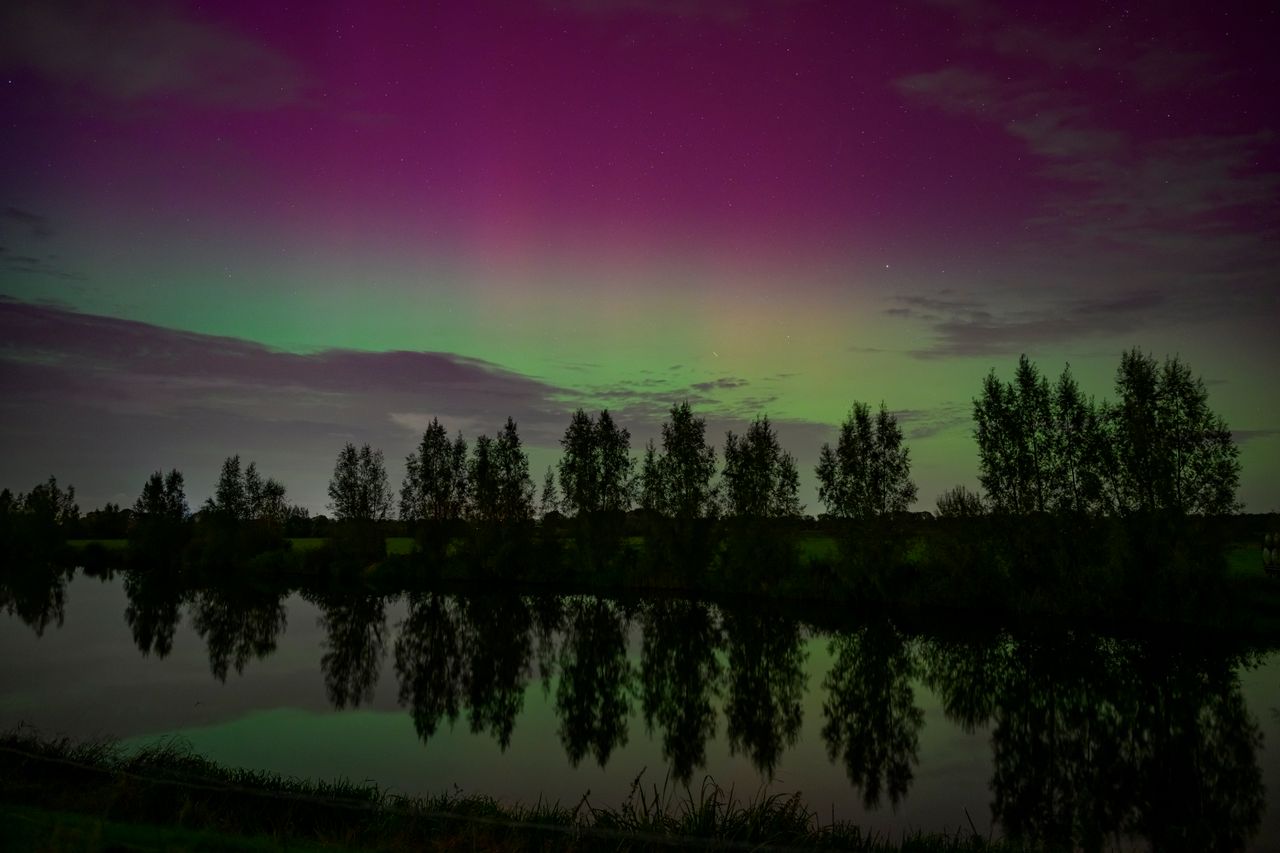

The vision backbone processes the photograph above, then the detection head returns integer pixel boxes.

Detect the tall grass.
[1,729,1026,852]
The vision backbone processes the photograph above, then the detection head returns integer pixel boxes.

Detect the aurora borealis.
[1,0,1277,513]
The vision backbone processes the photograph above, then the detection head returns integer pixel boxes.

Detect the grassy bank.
[0,731,1026,852]
[58,528,1280,638]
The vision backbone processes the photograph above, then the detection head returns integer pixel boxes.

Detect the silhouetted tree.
[1050,367,1106,515]
[211,456,247,520]
[642,403,719,571]
[816,403,916,519]
[0,483,73,634]
[935,485,985,518]
[539,466,560,517]
[1106,349,1239,517]
[494,417,536,526]
[400,419,469,557]
[328,442,391,564]
[559,410,600,517]
[974,356,1110,517]
[719,415,803,585]
[652,402,718,520]
[558,409,634,566]
[195,457,291,567]
[328,443,392,523]
[134,470,189,522]
[639,440,662,514]
[464,421,535,570]
[243,462,264,519]
[258,477,288,530]
[469,434,498,523]
[131,469,189,562]
[721,415,802,519]
[80,502,131,539]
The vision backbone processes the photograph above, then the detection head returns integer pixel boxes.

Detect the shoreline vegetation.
[49,524,1280,640]
[3,349,1278,635]
[0,730,1042,852]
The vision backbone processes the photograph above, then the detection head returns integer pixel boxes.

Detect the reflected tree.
[123,568,185,657]
[462,595,534,748]
[529,594,566,695]
[639,599,723,783]
[0,564,69,637]
[925,633,1265,851]
[920,635,1006,733]
[1124,647,1264,852]
[190,587,287,682]
[394,593,466,742]
[987,638,1135,849]
[555,598,633,766]
[821,623,923,809]
[314,592,388,709]
[722,609,806,776]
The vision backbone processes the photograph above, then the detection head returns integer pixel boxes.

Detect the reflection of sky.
[1,1,1277,513]
[2,572,1276,841]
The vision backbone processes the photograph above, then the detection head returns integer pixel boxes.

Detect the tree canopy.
[328,443,391,523]
[1107,349,1239,516]
[400,418,469,525]
[816,403,916,519]
[721,415,802,519]
[642,402,718,520]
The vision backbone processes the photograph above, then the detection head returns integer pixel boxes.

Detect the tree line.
[1,348,1244,570]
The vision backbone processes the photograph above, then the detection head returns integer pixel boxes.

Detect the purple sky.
[1,0,1277,512]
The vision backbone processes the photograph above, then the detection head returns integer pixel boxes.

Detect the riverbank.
[61,529,1280,641]
[1,731,1023,852]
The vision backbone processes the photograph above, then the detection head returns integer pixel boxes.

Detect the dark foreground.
[1,732,1022,853]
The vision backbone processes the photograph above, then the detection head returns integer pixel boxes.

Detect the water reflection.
[8,567,1273,850]
[822,624,922,809]
[394,593,466,741]
[123,569,184,657]
[556,597,632,766]
[189,586,287,682]
[0,563,69,637]
[639,599,722,783]
[924,635,1265,851]
[722,609,806,776]
[464,595,534,747]
[311,591,387,709]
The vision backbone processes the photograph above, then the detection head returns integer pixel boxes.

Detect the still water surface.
[2,569,1278,850]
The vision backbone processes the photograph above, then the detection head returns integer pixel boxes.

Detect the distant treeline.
[0,349,1263,615]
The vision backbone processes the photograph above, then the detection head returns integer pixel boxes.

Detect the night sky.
[2,0,1277,514]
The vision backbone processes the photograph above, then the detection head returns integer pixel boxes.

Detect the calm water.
[2,568,1278,850]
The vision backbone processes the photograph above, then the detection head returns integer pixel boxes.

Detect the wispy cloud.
[690,376,750,392]
[2,207,54,239]
[894,404,972,440]
[883,288,1231,358]
[0,0,302,108]
[0,206,85,280]
[895,10,1280,268]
